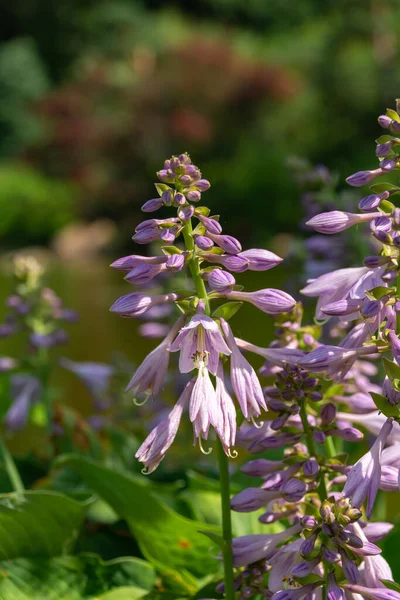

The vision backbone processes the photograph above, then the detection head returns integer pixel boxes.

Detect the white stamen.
[199,438,212,455]
[250,416,264,429]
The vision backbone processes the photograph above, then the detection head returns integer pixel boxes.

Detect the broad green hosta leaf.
[0,491,89,559]
[56,455,221,582]
[0,554,156,600]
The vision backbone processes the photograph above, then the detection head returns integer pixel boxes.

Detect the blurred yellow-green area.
[1,0,400,250]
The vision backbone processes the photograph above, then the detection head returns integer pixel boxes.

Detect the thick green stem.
[217,440,235,600]
[0,435,24,493]
[182,216,234,599]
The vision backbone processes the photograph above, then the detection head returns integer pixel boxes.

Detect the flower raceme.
[110,152,296,468]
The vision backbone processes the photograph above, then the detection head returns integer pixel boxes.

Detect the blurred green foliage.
[0,0,400,246]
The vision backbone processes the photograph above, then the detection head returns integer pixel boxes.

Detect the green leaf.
[198,530,224,550]
[55,455,221,582]
[161,246,182,256]
[365,286,392,301]
[380,579,400,592]
[212,302,243,320]
[154,183,170,196]
[386,108,400,122]
[0,554,156,599]
[0,491,89,560]
[383,357,400,382]
[370,182,400,193]
[370,392,400,418]
[192,223,205,236]
[376,135,394,144]
[194,206,210,216]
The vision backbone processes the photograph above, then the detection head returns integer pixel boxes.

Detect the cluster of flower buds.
[226,104,400,600]
[0,257,80,431]
[110,153,297,472]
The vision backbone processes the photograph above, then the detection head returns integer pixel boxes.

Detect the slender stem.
[0,435,24,493]
[325,436,336,459]
[217,440,235,600]
[182,216,234,599]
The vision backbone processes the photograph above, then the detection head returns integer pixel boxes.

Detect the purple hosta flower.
[206,233,242,254]
[378,115,393,129]
[125,317,185,398]
[378,465,399,491]
[169,303,231,376]
[110,292,179,317]
[297,344,377,378]
[303,457,320,477]
[5,374,41,431]
[336,411,400,442]
[231,487,280,512]
[280,478,307,502]
[343,418,393,517]
[329,426,363,442]
[226,288,296,315]
[291,557,321,578]
[141,197,163,212]
[338,392,376,414]
[268,540,303,593]
[202,252,250,273]
[327,572,344,600]
[215,362,237,456]
[190,365,222,447]
[241,458,286,477]
[196,214,222,235]
[234,338,305,366]
[221,319,266,420]
[381,158,397,171]
[306,211,380,235]
[110,254,167,272]
[363,522,394,543]
[382,377,400,406]
[178,205,195,221]
[231,523,302,567]
[344,585,400,600]
[195,235,214,250]
[340,550,361,584]
[352,523,393,587]
[60,358,114,398]
[320,298,363,317]
[135,380,193,473]
[249,432,302,453]
[301,267,369,320]
[125,263,166,285]
[0,357,17,372]
[387,330,400,365]
[166,254,185,272]
[346,169,384,187]
[208,269,236,293]
[381,445,400,468]
[271,584,319,600]
[376,142,393,158]
[237,248,283,271]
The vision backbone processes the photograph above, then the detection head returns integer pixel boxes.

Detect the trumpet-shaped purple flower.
[215,362,237,456]
[169,304,231,376]
[110,254,166,272]
[231,523,302,567]
[5,374,41,431]
[221,319,266,419]
[234,338,305,366]
[60,358,114,397]
[297,344,377,376]
[343,418,393,517]
[206,232,242,254]
[327,572,344,600]
[306,211,379,234]
[189,365,221,444]
[125,316,185,396]
[135,380,193,473]
[226,288,296,315]
[344,585,400,600]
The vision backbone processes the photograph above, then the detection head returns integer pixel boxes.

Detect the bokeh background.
[1,0,400,577]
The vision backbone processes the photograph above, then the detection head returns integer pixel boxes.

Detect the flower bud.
[196,179,211,191]
[301,515,317,530]
[207,233,242,254]
[162,189,174,206]
[141,197,163,212]
[160,228,176,243]
[346,169,383,187]
[358,191,389,212]
[303,457,320,478]
[166,254,185,272]
[186,189,201,202]
[378,115,392,128]
[376,142,392,158]
[381,158,397,171]
[320,402,337,425]
[195,235,214,250]
[281,478,307,502]
[197,214,222,235]
[208,269,236,293]
[178,205,195,221]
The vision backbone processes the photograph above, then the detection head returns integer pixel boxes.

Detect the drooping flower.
[5,374,41,431]
[231,523,302,567]
[135,380,193,473]
[343,418,393,517]
[169,303,231,376]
